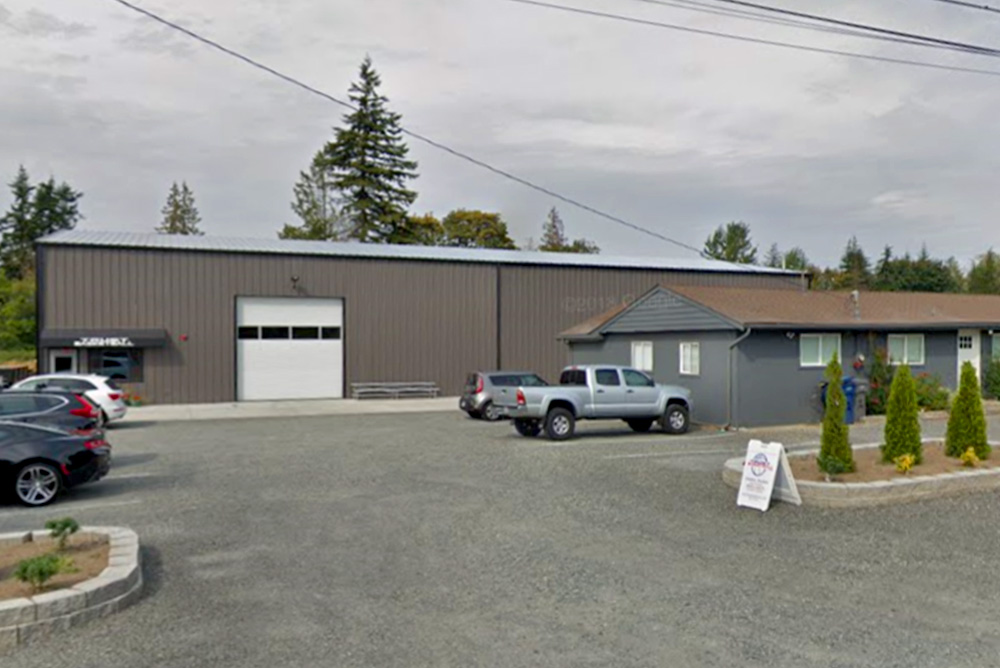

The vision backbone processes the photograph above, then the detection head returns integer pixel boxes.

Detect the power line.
[504,0,1000,77]
[696,0,1000,56]
[929,0,1000,15]
[105,0,712,260]
[632,0,992,56]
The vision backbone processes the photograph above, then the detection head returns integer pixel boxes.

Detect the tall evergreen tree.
[968,249,1000,294]
[538,207,599,254]
[838,236,871,289]
[764,243,782,268]
[323,56,418,243]
[280,152,350,241]
[0,166,82,280]
[703,221,757,264]
[157,182,202,236]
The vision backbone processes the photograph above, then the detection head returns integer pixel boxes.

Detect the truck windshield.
[559,370,587,386]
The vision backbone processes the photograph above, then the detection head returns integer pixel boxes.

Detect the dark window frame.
[595,369,622,387]
[321,327,342,340]
[261,326,290,340]
[238,326,260,340]
[87,348,144,383]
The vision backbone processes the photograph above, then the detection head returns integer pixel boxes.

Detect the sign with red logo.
[737,440,801,511]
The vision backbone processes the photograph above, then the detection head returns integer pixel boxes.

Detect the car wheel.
[481,401,502,422]
[661,404,690,434]
[14,462,62,507]
[544,407,575,441]
[513,419,542,437]
[626,419,654,433]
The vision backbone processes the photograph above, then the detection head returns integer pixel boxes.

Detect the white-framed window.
[888,334,925,366]
[799,334,841,367]
[631,341,653,372]
[679,342,700,376]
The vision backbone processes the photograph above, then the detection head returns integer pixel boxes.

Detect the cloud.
[6,8,92,38]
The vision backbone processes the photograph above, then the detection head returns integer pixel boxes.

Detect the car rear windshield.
[559,370,587,386]
[103,378,121,390]
[489,374,549,387]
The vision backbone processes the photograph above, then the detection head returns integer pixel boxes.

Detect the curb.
[722,441,1000,508]
[0,526,142,652]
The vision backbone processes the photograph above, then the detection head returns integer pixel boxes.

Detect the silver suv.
[460,371,548,421]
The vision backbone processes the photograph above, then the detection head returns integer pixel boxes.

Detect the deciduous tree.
[441,210,517,249]
[280,152,350,241]
[538,207,599,254]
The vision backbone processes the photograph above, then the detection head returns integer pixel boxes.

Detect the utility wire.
[504,0,1000,77]
[696,0,1000,56]
[633,0,992,56]
[106,0,714,260]
[929,0,1000,15]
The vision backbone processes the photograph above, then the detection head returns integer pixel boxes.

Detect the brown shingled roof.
[559,300,632,338]
[564,286,1000,337]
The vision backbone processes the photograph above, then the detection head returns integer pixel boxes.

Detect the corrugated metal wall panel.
[42,246,797,403]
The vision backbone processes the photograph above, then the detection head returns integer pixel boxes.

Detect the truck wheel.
[513,419,541,437]
[661,404,690,434]
[626,419,654,433]
[544,408,575,441]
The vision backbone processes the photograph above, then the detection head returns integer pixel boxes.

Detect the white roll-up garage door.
[236,297,344,401]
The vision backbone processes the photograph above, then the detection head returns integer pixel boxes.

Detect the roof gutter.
[726,327,753,430]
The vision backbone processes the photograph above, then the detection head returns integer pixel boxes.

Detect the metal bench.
[350,382,441,400]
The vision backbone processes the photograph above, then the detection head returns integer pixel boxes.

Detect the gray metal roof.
[38,229,799,275]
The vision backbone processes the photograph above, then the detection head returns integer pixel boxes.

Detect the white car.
[10,374,128,426]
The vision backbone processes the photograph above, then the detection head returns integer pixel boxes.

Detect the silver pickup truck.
[496,365,692,441]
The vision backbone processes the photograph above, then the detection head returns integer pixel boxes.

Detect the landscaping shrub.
[894,453,916,474]
[866,347,893,415]
[961,447,980,468]
[986,357,1000,400]
[45,517,79,552]
[946,361,990,459]
[13,554,74,593]
[914,373,951,411]
[817,354,855,475]
[882,364,922,464]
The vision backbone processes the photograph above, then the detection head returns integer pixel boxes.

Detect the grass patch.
[0,349,35,366]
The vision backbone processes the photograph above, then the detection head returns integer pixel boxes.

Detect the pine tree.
[703,221,757,264]
[0,166,82,280]
[968,249,1000,294]
[280,152,350,241]
[817,354,855,474]
[324,56,418,243]
[157,182,203,236]
[764,243,782,269]
[838,236,871,289]
[882,364,923,464]
[537,207,599,254]
[946,361,990,459]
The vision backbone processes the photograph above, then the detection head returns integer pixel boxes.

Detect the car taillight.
[70,394,99,419]
[108,393,122,401]
[84,437,108,450]
[516,389,526,406]
[475,375,484,393]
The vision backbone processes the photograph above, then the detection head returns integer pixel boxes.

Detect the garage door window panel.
[237,327,259,340]
[321,327,341,340]
[261,327,290,340]
[292,327,320,340]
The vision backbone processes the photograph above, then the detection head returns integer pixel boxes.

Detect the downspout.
[726,327,753,430]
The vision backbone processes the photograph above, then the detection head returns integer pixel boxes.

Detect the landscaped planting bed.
[0,534,109,601]
[790,441,1000,483]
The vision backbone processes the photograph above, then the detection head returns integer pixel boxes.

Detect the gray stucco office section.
[569,331,737,426]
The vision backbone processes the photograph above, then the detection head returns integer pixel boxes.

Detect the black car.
[1,421,111,506]
[0,390,101,436]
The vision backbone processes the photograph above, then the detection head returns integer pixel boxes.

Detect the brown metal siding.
[42,246,796,402]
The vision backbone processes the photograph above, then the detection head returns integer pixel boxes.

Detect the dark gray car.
[459,371,548,421]
[0,390,102,436]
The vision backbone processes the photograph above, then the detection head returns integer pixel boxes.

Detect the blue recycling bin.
[822,376,857,424]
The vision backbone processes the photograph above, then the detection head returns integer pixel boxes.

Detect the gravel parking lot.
[3,411,1000,667]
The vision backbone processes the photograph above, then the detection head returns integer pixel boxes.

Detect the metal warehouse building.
[36,230,799,405]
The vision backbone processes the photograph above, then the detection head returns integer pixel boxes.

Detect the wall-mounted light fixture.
[785,331,796,340]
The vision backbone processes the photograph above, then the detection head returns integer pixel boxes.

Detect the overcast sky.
[2,0,999,267]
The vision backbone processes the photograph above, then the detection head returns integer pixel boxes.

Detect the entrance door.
[957,329,981,381]
[48,350,77,374]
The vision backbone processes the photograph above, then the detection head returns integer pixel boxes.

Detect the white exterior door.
[237,297,344,401]
[957,329,981,381]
